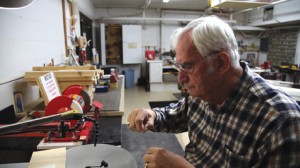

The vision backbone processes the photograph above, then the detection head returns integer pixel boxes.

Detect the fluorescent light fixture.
[0,0,34,9]
[163,0,170,3]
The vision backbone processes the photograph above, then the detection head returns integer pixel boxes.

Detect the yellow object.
[60,110,79,118]
[110,82,118,89]
[279,65,289,69]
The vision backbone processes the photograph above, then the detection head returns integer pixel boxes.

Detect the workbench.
[0,76,125,164]
[250,67,271,73]
[88,75,124,145]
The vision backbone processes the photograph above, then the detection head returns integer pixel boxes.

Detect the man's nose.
[178,71,188,84]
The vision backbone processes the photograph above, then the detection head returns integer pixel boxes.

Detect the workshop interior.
[1,0,300,167]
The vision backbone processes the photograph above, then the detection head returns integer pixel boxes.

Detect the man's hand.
[143,147,194,168]
[127,108,156,132]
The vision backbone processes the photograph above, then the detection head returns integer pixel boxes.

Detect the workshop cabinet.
[103,24,123,65]
[100,24,142,65]
[122,25,142,64]
[146,60,163,92]
[148,60,163,83]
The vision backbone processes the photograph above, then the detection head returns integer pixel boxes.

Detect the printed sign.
[37,72,61,105]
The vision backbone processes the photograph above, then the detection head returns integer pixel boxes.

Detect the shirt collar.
[218,61,255,113]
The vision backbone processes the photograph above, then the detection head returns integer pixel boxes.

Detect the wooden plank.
[25,77,94,82]
[28,147,66,168]
[24,70,96,83]
[58,82,94,87]
[25,81,94,91]
[32,65,96,71]
[37,140,82,150]
[62,0,68,57]
[119,75,125,113]
[25,70,96,77]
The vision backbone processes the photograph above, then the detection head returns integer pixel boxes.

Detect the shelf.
[232,26,267,31]
[211,0,270,9]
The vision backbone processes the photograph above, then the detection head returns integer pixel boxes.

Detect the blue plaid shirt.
[152,62,300,167]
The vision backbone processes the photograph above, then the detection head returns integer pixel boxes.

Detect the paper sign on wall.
[128,42,137,49]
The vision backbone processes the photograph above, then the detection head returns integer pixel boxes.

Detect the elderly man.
[128,15,300,168]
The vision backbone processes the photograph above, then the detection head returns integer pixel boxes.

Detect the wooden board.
[24,70,96,82]
[32,65,96,71]
[28,147,66,168]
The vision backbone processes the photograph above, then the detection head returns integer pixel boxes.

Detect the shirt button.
[186,146,195,152]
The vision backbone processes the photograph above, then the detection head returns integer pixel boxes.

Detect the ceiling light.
[0,0,34,9]
[163,0,170,3]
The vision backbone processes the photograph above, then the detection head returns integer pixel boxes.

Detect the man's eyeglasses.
[173,51,223,72]
[173,62,195,72]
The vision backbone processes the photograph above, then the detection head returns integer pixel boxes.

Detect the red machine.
[0,85,103,146]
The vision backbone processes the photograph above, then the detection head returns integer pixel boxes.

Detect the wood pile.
[24,65,101,92]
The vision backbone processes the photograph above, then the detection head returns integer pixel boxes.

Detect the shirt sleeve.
[151,94,190,133]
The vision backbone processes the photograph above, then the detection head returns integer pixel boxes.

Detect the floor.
[123,82,189,149]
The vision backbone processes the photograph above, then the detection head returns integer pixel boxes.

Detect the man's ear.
[215,51,230,74]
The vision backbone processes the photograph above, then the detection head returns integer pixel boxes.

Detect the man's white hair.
[171,15,240,67]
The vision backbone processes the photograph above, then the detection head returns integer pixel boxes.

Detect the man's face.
[175,32,218,101]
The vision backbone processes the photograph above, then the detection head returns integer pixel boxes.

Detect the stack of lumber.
[24,65,100,92]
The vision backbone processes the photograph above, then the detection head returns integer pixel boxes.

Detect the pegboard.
[268,29,298,66]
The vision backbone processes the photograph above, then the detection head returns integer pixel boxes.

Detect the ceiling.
[88,0,300,28]
[88,0,280,15]
[89,0,210,11]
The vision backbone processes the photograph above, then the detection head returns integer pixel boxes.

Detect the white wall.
[160,10,202,52]
[95,8,203,78]
[95,8,203,52]
[0,0,65,110]
[244,0,300,27]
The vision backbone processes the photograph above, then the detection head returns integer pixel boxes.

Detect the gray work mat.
[121,124,184,168]
[93,78,123,111]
